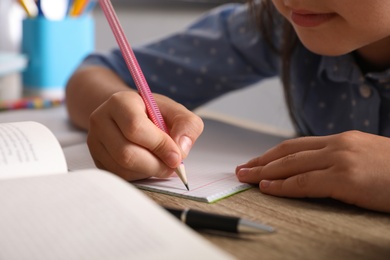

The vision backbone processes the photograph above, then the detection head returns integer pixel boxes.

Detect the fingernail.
[237,168,250,177]
[236,163,248,170]
[166,152,180,168]
[179,136,192,155]
[260,180,271,189]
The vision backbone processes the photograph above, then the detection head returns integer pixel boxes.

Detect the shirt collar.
[365,69,390,84]
[318,53,390,85]
[317,54,362,84]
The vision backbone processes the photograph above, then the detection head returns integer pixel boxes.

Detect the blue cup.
[21,16,94,98]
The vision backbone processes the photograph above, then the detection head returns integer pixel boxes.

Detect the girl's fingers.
[168,113,204,159]
[237,136,329,170]
[118,116,181,169]
[154,94,204,158]
[237,148,331,183]
[259,169,336,198]
[88,91,203,181]
[88,110,175,180]
[94,92,183,169]
[88,135,174,181]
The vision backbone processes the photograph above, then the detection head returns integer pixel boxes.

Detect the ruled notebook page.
[133,152,252,203]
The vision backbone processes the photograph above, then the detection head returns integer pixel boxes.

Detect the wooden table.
[145,188,390,260]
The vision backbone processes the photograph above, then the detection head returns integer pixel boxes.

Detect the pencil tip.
[175,163,189,190]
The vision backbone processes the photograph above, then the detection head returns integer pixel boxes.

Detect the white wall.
[93,3,213,51]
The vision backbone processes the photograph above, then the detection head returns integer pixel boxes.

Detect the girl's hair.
[247,0,300,135]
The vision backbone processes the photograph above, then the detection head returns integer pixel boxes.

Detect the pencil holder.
[21,16,94,98]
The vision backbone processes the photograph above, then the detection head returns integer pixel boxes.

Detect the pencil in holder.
[21,16,94,98]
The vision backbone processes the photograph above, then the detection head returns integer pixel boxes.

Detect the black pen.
[164,207,274,234]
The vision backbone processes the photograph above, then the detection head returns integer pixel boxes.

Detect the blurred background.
[0,0,293,136]
[96,0,241,50]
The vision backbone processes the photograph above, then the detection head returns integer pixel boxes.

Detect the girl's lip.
[290,10,336,27]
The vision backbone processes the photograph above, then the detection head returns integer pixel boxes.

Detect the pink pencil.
[98,0,189,190]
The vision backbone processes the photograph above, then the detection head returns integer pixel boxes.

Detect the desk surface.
[145,188,390,260]
[1,106,389,259]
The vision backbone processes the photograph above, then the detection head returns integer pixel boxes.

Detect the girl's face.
[271,0,390,66]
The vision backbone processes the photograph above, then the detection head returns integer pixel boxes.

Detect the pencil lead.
[175,163,189,191]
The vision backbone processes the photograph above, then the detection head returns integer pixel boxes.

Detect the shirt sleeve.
[81,3,280,110]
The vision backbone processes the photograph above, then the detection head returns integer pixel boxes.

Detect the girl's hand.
[87,90,204,181]
[236,131,390,213]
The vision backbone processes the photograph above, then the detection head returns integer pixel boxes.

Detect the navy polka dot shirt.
[82,3,390,137]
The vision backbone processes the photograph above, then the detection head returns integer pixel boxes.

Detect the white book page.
[64,119,286,203]
[0,121,67,178]
[0,169,233,260]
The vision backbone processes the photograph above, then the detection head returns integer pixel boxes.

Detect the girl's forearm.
[65,66,132,130]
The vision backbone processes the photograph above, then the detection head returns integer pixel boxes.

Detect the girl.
[66,0,390,213]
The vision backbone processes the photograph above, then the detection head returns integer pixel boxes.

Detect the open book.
[0,121,232,260]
